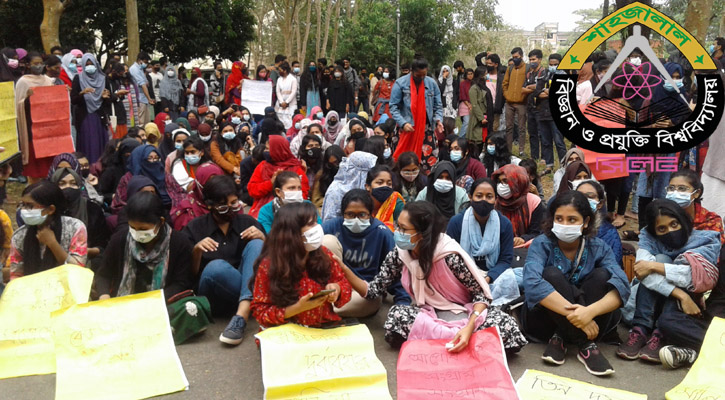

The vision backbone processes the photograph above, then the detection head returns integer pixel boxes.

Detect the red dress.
[694,203,725,245]
[251,247,353,328]
[373,80,394,123]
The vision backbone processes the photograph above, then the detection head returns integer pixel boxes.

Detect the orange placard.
[29,85,74,158]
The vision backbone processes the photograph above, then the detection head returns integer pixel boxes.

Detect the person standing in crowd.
[358,67,370,114]
[187,67,209,113]
[129,51,153,125]
[14,52,55,182]
[159,67,183,119]
[269,54,287,92]
[71,53,111,164]
[466,66,494,159]
[59,53,78,88]
[536,54,567,176]
[372,67,395,124]
[390,57,443,174]
[326,66,353,119]
[438,65,456,119]
[209,60,226,109]
[299,60,321,116]
[524,49,544,162]
[502,47,528,155]
[275,61,297,130]
[107,63,133,139]
[149,60,163,114]
[452,61,464,116]
[342,57,361,110]
[458,68,474,137]
[225,61,248,106]
[485,54,505,133]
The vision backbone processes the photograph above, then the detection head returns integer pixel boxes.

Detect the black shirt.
[182,213,265,272]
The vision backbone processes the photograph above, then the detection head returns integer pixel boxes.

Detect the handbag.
[109,97,118,131]
[166,290,213,345]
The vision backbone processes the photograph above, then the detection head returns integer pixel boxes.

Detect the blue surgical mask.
[175,142,183,150]
[140,62,147,69]
[383,148,391,159]
[710,44,716,54]
[450,150,462,162]
[663,79,684,92]
[309,65,317,72]
[316,112,324,119]
[343,218,371,234]
[295,122,301,130]
[21,209,47,226]
[69,62,77,70]
[293,67,300,74]
[588,198,599,212]
[185,154,201,165]
[487,145,496,155]
[549,66,557,73]
[231,117,241,125]
[222,131,236,141]
[666,191,694,208]
[394,230,418,250]
[85,65,97,75]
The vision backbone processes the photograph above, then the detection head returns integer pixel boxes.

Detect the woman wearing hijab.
[98,138,141,205]
[324,110,343,143]
[552,148,585,194]
[491,164,545,247]
[286,113,305,139]
[170,162,225,231]
[415,161,469,219]
[555,160,593,199]
[113,175,165,233]
[0,48,18,82]
[438,65,456,119]
[225,61,248,106]
[321,151,378,221]
[111,145,171,214]
[71,53,111,164]
[160,67,184,119]
[49,166,110,264]
[105,63,132,139]
[59,53,77,88]
[186,67,209,112]
[14,52,55,181]
[299,61,321,114]
[248,135,309,217]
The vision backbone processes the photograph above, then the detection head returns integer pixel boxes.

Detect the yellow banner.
[0,264,93,379]
[516,369,647,400]
[666,317,725,400]
[0,81,18,164]
[255,323,391,400]
[51,290,188,400]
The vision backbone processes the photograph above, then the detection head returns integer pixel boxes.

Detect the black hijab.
[425,160,457,218]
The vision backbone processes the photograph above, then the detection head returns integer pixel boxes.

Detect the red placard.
[397,327,520,400]
[29,85,74,158]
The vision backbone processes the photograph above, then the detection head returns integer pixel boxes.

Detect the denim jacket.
[389,74,444,129]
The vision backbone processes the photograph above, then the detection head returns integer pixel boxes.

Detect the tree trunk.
[345,0,352,19]
[40,0,67,53]
[615,0,652,39]
[315,0,323,60]
[330,0,343,60]
[126,0,140,63]
[719,12,725,37]
[684,0,715,45]
[600,0,610,52]
[294,4,301,61]
[320,0,336,59]
[299,0,314,64]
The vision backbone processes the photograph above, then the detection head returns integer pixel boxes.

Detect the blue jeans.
[459,115,470,138]
[198,239,264,316]
[538,120,567,167]
[631,254,678,332]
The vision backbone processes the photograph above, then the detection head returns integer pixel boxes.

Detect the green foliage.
[337,1,397,69]
[398,0,454,68]
[0,0,45,50]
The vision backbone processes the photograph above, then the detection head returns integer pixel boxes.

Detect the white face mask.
[302,224,324,252]
[200,134,212,142]
[551,223,583,243]
[497,183,512,199]
[21,209,47,226]
[433,179,454,193]
[167,70,175,78]
[382,72,390,79]
[334,72,343,78]
[129,226,159,243]
[343,218,371,234]
[570,179,586,190]
[282,190,303,204]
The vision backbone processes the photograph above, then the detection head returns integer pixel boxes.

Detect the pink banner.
[30,85,74,158]
[397,327,520,400]
[580,148,629,180]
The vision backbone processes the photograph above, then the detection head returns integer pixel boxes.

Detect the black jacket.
[326,78,353,115]
[492,72,505,114]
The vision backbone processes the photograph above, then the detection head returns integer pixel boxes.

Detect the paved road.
[0,299,688,399]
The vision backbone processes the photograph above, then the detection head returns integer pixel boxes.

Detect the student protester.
[449,137,487,191]
[111,145,171,213]
[576,180,623,266]
[502,47,529,153]
[372,67,395,123]
[393,151,427,203]
[438,65,456,119]
[170,163,225,231]
[258,171,321,234]
[522,190,629,376]
[184,175,265,345]
[415,161,469,219]
[275,61,298,130]
[321,151,378,221]
[485,55,505,132]
[210,122,244,176]
[519,158,544,201]
[322,189,410,317]
[96,192,192,299]
[553,148,585,194]
[251,202,352,328]
[491,164,545,246]
[458,68,474,135]
[618,200,720,363]
[311,145,345,208]
[666,169,725,244]
[447,178,520,304]
[248,135,309,218]
[163,127,190,173]
[98,138,141,205]
[10,181,88,280]
[339,201,527,350]
[364,165,405,231]
[159,67,184,119]
[297,134,324,189]
[482,133,521,177]
[535,53,567,175]
[466,66,494,159]
[554,160,593,200]
[299,60,322,114]
[225,61,248,106]
[239,145,265,207]
[169,136,208,191]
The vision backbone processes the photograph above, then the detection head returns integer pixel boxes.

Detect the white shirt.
[149,71,164,100]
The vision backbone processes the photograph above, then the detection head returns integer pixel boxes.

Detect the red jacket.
[247,162,309,218]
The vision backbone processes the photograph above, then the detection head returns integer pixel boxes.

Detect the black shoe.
[660,345,697,369]
[542,333,566,365]
[578,342,615,376]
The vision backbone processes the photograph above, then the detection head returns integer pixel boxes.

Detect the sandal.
[621,230,639,241]
[612,214,626,229]
[539,168,553,177]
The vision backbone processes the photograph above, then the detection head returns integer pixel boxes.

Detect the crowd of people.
[1,37,725,379]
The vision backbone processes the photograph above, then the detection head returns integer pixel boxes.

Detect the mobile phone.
[309,289,336,300]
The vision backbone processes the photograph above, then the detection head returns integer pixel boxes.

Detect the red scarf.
[258,135,302,181]
[393,76,427,161]
[492,164,533,236]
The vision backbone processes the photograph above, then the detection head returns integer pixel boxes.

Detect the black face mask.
[412,75,424,84]
[658,229,689,249]
[371,186,394,203]
[62,187,82,204]
[513,58,523,66]
[305,147,322,160]
[486,65,496,73]
[471,200,494,218]
[328,119,338,126]
[80,168,90,179]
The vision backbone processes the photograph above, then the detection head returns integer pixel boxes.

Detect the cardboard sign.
[28,85,73,159]
[241,79,273,115]
[397,327,520,400]
[0,81,18,163]
[255,323,391,400]
[516,369,647,400]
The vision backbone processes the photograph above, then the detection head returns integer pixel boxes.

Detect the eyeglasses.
[147,156,161,163]
[214,201,243,214]
[394,224,416,233]
[666,185,693,193]
[344,212,370,220]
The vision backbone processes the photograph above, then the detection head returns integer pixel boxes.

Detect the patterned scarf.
[118,225,172,296]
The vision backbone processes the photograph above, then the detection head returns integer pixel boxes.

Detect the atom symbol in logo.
[612,62,662,101]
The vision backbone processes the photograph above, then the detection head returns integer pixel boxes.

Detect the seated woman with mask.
[415,161,469,220]
[665,169,724,244]
[492,164,545,247]
[365,165,405,231]
[258,171,321,234]
[322,189,410,317]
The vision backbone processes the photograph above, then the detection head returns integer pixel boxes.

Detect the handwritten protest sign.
[397,327,519,400]
[241,79,273,115]
[0,264,93,379]
[255,323,391,400]
[51,290,188,400]
[0,81,18,163]
[29,85,73,159]
[516,369,647,400]
[666,317,725,400]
